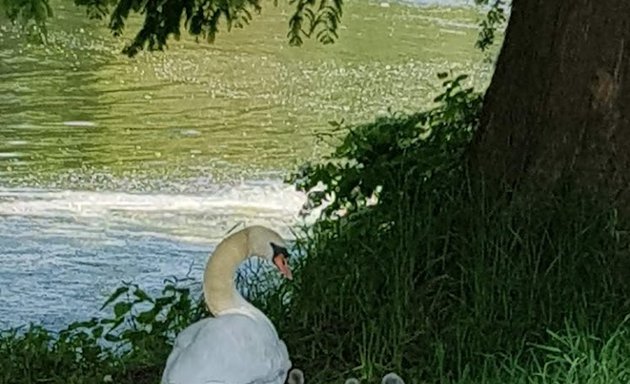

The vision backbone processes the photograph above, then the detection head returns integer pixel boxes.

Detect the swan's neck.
[203,231,255,316]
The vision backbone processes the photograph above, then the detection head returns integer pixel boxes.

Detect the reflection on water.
[0,0,493,329]
[0,0,490,186]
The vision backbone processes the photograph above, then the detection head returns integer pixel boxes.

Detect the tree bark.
[470,0,630,205]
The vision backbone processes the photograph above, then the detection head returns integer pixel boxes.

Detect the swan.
[161,225,294,384]
[381,372,405,384]
[287,368,304,384]
[344,372,405,384]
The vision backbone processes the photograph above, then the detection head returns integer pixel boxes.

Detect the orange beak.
[273,254,293,280]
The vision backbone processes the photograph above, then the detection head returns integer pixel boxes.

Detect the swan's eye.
[270,242,290,259]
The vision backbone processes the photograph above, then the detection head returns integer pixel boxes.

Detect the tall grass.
[2,73,630,384]
[279,73,630,382]
[280,175,630,383]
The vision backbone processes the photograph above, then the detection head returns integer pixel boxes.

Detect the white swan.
[344,372,405,384]
[381,372,405,384]
[161,225,294,384]
[287,368,305,384]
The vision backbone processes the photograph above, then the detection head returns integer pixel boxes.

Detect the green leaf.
[120,328,147,342]
[136,309,157,325]
[133,287,153,303]
[91,325,104,338]
[114,301,132,318]
[104,333,120,342]
[65,318,98,331]
[100,286,129,310]
[155,296,176,307]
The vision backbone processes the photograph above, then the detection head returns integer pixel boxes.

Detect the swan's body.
[161,226,293,384]
[161,312,290,383]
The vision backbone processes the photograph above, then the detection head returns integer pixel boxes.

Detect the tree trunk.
[470,0,630,205]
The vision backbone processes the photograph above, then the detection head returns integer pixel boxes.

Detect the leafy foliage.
[288,72,482,219]
[0,0,52,42]
[92,278,205,353]
[1,0,343,56]
[473,0,508,52]
[279,72,630,382]
[288,0,342,46]
[1,0,506,57]
[0,278,205,384]
[0,259,295,384]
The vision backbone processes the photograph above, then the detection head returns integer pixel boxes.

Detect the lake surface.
[0,0,492,330]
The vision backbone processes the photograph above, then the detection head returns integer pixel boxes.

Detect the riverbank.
[3,73,630,384]
[0,0,493,332]
[0,180,305,330]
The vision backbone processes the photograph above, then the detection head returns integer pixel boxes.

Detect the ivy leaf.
[113,301,132,318]
[100,286,129,310]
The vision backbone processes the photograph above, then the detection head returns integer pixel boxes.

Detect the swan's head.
[246,225,292,280]
[381,372,405,384]
[287,368,304,384]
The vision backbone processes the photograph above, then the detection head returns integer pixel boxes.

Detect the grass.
[2,74,630,384]
[3,181,630,384]
[279,179,630,383]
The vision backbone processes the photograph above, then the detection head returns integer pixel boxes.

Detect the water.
[0,0,492,330]
[0,184,304,329]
